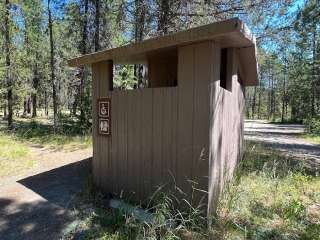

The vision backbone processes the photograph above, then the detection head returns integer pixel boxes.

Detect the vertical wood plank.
[91,63,100,187]
[177,45,195,198]
[117,90,128,196]
[92,60,113,192]
[99,61,113,193]
[127,91,135,197]
[152,88,163,192]
[140,89,153,200]
[134,90,142,200]
[111,91,119,194]
[171,88,178,187]
[162,88,173,184]
[192,42,211,206]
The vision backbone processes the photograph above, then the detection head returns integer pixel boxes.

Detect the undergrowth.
[214,142,320,240]
[0,115,92,150]
[63,142,320,240]
[64,177,210,239]
[0,133,34,177]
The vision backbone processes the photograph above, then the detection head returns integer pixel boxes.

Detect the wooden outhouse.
[69,18,258,215]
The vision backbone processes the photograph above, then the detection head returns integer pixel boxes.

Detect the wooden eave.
[68,18,258,86]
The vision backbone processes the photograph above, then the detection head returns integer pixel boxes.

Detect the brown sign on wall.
[98,98,111,136]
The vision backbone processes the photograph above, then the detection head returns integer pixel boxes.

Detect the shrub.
[304,117,320,134]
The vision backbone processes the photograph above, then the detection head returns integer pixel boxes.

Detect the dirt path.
[245,120,320,169]
[0,147,92,240]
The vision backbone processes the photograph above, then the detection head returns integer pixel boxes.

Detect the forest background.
[0,0,319,134]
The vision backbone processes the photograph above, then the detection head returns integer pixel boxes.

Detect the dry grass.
[64,142,320,239]
[302,134,320,145]
[0,133,34,177]
[0,116,92,178]
[214,142,320,240]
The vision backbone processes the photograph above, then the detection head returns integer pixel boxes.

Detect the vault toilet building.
[69,18,258,215]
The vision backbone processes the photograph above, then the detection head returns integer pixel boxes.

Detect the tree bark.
[44,90,48,116]
[5,0,13,129]
[32,62,39,118]
[79,0,89,124]
[257,71,262,119]
[157,0,170,35]
[281,59,287,123]
[252,87,257,119]
[48,0,58,132]
[134,0,146,87]
[94,0,100,52]
[311,29,316,116]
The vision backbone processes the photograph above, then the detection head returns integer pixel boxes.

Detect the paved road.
[245,120,320,169]
[0,150,91,240]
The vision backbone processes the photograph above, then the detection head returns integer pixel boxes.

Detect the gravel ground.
[0,147,92,240]
[245,120,320,170]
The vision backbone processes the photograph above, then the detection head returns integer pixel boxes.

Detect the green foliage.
[304,117,320,135]
[0,116,92,150]
[214,142,320,239]
[113,65,138,90]
[65,181,209,239]
[0,133,33,177]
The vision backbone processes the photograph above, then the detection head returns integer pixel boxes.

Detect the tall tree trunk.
[94,0,100,52]
[311,29,316,116]
[79,0,89,124]
[27,97,31,114]
[252,87,257,119]
[44,90,48,116]
[268,69,272,118]
[134,0,146,87]
[4,0,13,129]
[257,71,262,119]
[281,59,287,123]
[4,102,7,117]
[32,62,40,118]
[48,0,58,132]
[157,0,170,35]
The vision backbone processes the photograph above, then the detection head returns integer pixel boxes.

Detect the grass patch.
[0,115,92,178]
[214,142,320,239]
[302,134,320,145]
[0,115,92,150]
[63,142,320,239]
[63,177,210,239]
[65,143,320,240]
[0,133,34,177]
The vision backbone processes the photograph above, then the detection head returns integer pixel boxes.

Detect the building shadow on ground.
[0,158,91,240]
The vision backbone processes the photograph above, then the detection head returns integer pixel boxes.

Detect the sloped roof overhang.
[68,18,258,86]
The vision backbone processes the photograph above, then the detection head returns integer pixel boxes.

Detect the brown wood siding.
[91,41,244,213]
[92,60,113,190]
[208,47,245,216]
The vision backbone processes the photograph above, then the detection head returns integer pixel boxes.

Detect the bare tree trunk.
[311,29,316,117]
[48,0,58,132]
[252,87,257,119]
[32,63,39,118]
[133,0,146,87]
[281,59,287,123]
[5,0,13,129]
[79,0,89,124]
[271,71,275,120]
[157,0,170,35]
[257,71,262,119]
[23,98,27,116]
[94,0,100,52]
[4,102,7,117]
[44,90,48,116]
[268,70,271,118]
